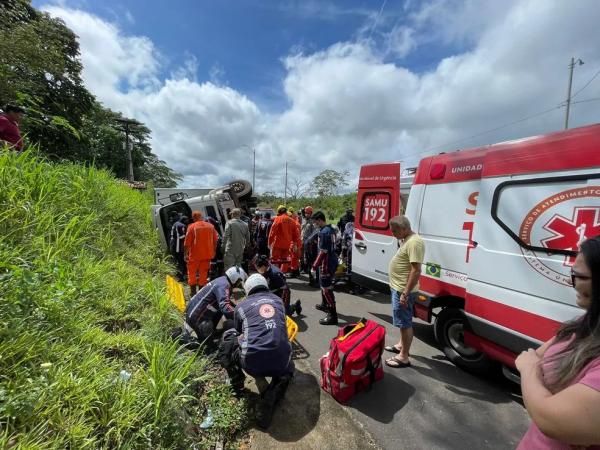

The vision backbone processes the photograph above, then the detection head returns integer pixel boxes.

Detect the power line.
[399,95,600,162]
[571,68,600,99]
[572,96,600,105]
[400,103,564,161]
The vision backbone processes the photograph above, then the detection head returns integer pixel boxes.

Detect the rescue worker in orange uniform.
[184,211,219,296]
[268,205,300,273]
[287,208,302,277]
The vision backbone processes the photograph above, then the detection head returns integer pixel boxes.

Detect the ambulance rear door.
[351,163,402,292]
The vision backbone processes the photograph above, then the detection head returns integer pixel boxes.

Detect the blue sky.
[37,0,463,112]
[37,0,600,191]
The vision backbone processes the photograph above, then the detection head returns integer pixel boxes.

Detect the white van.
[352,124,600,374]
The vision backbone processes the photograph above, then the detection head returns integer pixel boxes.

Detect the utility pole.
[564,57,584,129]
[115,118,141,182]
[284,161,288,205]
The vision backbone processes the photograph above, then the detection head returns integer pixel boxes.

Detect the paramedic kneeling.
[184,267,247,353]
[218,274,294,428]
[385,215,424,368]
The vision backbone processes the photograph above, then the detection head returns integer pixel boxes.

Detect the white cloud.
[42,0,600,194]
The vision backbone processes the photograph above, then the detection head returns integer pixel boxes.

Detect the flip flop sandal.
[384,345,402,354]
[385,357,412,368]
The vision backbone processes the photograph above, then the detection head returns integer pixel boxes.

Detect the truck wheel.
[433,307,493,375]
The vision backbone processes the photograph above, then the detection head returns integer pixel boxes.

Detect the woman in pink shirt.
[517,235,600,449]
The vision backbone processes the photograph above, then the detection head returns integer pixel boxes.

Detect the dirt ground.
[247,355,380,450]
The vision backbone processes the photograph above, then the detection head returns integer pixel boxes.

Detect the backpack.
[320,318,385,403]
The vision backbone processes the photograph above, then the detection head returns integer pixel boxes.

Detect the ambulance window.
[360,191,391,230]
[491,174,600,257]
[400,194,409,214]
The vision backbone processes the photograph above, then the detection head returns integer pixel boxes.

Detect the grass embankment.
[0,150,245,449]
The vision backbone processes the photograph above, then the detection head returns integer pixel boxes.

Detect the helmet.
[289,207,294,213]
[244,273,269,296]
[277,204,287,213]
[305,206,313,215]
[225,266,248,286]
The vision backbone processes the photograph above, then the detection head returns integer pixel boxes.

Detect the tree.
[0,0,182,187]
[286,177,308,200]
[311,169,350,197]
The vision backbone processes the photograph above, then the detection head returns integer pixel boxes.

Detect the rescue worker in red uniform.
[268,205,300,273]
[184,211,219,296]
[287,208,302,277]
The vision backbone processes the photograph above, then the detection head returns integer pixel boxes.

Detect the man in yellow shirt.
[385,215,424,368]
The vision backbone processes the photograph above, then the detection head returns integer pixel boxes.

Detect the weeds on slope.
[0,150,246,449]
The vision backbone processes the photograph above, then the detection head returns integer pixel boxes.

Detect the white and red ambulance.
[352,123,600,375]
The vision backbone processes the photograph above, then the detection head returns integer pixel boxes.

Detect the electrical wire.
[399,95,600,162]
[399,103,564,161]
[571,68,600,99]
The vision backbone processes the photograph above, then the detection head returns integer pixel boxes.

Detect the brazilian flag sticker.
[426,263,441,278]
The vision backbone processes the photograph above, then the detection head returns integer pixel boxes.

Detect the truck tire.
[433,307,493,375]
[227,180,252,199]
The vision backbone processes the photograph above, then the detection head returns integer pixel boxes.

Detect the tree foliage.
[311,169,350,197]
[0,0,182,187]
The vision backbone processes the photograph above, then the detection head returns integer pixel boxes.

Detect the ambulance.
[352,123,600,375]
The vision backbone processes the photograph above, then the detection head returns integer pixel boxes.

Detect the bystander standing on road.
[0,105,25,151]
[222,208,251,270]
[516,236,600,449]
[385,215,424,368]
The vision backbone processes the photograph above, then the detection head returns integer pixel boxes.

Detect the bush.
[0,149,244,449]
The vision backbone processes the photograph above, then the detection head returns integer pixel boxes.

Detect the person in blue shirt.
[184,266,247,352]
[218,274,294,428]
[254,254,302,316]
[311,211,339,325]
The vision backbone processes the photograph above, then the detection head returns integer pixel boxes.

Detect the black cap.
[4,104,25,114]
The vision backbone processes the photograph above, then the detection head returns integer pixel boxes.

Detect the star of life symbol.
[519,186,600,286]
[542,206,600,266]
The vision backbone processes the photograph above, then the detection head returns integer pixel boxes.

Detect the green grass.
[0,149,246,449]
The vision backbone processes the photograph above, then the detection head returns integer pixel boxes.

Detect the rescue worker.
[185,267,247,353]
[169,214,189,281]
[301,206,318,283]
[184,210,219,296]
[268,205,300,273]
[342,220,355,271]
[255,212,273,258]
[311,211,339,325]
[218,274,294,428]
[288,208,302,277]
[255,255,302,316]
[337,209,355,235]
[222,208,251,271]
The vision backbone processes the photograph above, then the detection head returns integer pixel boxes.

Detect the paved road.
[285,275,530,450]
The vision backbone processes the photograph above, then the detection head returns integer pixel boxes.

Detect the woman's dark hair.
[548,235,600,391]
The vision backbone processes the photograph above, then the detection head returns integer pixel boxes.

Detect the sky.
[35,0,600,194]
